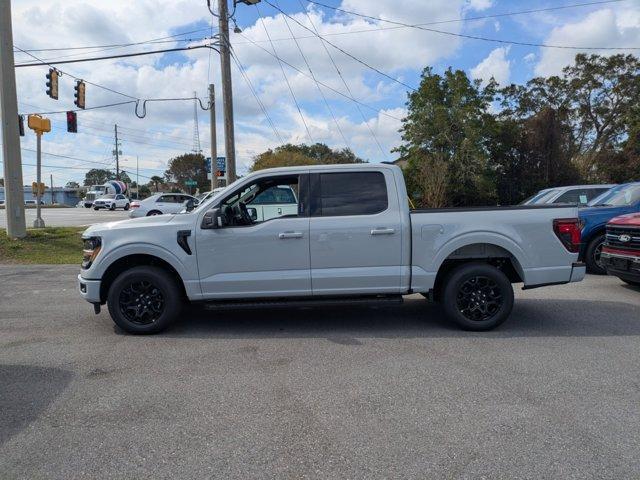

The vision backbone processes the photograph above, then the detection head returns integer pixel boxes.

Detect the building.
[0,187,81,207]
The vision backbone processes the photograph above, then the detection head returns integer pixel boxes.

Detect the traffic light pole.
[218,0,237,183]
[114,124,120,180]
[34,133,45,228]
[0,0,27,238]
[209,84,218,192]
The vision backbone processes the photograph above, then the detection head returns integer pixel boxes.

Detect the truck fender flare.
[93,243,192,281]
[432,231,528,279]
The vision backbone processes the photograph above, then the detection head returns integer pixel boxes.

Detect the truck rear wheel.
[585,234,606,275]
[107,266,182,334]
[441,263,514,331]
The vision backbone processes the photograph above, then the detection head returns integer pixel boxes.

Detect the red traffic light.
[66,111,77,133]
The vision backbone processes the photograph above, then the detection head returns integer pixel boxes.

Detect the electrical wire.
[13,46,139,100]
[293,0,389,158]
[273,0,350,149]
[255,3,313,143]
[237,32,402,121]
[15,43,219,67]
[230,51,285,144]
[304,0,640,50]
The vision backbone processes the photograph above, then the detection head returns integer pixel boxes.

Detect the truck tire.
[107,266,182,334]
[441,263,514,331]
[585,234,606,275]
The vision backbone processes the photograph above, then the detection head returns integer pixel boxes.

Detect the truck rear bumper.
[570,262,586,283]
[78,274,101,303]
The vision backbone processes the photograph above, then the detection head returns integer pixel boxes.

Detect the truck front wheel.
[585,234,606,275]
[441,263,514,331]
[107,266,182,334]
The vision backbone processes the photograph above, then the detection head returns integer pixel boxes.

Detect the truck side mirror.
[202,208,225,229]
[185,198,195,212]
[247,207,258,221]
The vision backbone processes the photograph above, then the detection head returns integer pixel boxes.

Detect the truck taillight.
[553,218,581,253]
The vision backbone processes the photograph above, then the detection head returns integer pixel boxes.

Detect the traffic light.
[74,80,86,109]
[18,115,25,136]
[66,111,77,133]
[45,68,59,99]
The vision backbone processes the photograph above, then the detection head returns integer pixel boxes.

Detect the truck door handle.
[278,231,303,239]
[370,228,395,235]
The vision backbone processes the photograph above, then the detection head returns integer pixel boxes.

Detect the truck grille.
[605,225,640,251]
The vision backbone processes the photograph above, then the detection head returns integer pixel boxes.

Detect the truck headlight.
[82,236,102,269]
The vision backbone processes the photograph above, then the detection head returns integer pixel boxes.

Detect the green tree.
[138,185,152,198]
[250,143,366,171]
[397,67,497,206]
[149,175,165,192]
[65,181,80,189]
[83,169,114,186]
[164,153,207,192]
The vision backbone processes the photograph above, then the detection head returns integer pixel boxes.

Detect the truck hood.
[82,214,184,237]
[609,212,640,226]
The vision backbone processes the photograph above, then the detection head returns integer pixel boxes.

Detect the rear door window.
[316,172,388,216]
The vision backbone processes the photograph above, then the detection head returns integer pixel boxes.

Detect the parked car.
[600,213,640,287]
[579,182,640,274]
[521,184,615,206]
[79,164,585,334]
[93,194,130,211]
[129,193,198,218]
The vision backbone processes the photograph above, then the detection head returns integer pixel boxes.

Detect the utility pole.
[50,174,54,204]
[218,0,237,183]
[209,84,218,191]
[114,124,120,180]
[136,155,139,199]
[0,0,27,238]
[34,132,45,227]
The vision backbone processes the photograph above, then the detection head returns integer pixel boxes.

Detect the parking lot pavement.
[0,207,130,228]
[1,267,639,479]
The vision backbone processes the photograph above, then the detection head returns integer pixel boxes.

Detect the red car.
[601,213,640,287]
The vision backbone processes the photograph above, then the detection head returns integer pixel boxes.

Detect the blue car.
[579,182,640,273]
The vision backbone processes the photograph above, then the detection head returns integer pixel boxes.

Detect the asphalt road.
[0,207,130,228]
[1,267,639,479]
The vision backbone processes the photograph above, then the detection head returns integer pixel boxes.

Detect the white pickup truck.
[79,164,585,334]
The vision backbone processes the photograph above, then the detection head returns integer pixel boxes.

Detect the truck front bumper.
[601,251,640,283]
[78,274,101,303]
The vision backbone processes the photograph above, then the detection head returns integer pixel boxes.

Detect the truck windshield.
[591,185,640,206]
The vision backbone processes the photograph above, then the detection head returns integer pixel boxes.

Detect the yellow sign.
[27,114,51,134]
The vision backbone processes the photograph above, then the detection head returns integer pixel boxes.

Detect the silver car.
[522,184,616,206]
[129,193,198,218]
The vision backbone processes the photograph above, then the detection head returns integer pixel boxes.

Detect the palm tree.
[150,175,164,192]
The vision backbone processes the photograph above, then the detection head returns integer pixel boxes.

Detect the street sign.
[185,180,198,186]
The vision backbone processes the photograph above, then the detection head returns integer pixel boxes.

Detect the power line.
[306,0,628,28]
[230,50,284,144]
[256,3,313,143]
[264,0,416,91]
[293,0,389,158]
[23,100,137,116]
[13,46,139,100]
[15,43,218,67]
[274,0,350,149]
[13,27,213,53]
[303,0,640,50]
[238,32,402,121]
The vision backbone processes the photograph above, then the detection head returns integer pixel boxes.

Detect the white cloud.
[466,0,494,12]
[523,53,536,63]
[9,0,469,184]
[535,8,640,76]
[470,46,511,86]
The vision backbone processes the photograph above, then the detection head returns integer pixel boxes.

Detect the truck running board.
[202,294,403,311]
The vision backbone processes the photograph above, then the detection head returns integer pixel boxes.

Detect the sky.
[4,0,640,187]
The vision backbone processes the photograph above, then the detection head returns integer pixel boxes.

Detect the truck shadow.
[160,297,640,340]
[0,365,73,446]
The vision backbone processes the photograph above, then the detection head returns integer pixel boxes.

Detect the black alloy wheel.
[456,276,503,322]
[441,263,514,331]
[107,266,182,334]
[118,280,165,325]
